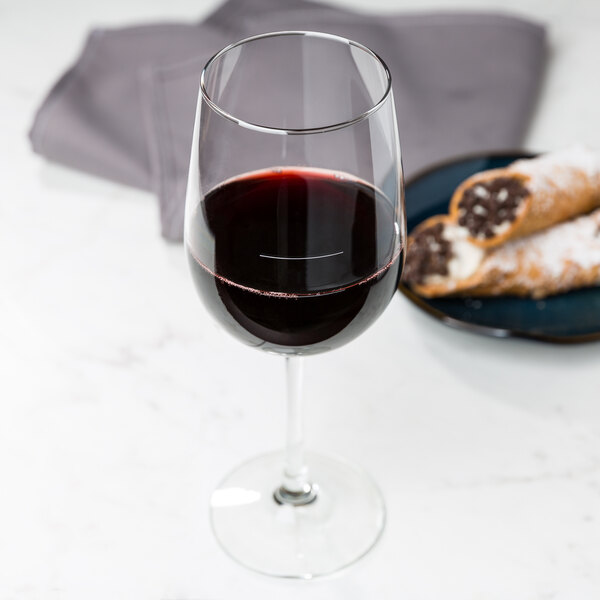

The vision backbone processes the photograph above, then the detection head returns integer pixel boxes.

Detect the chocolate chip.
[404,223,453,285]
[457,177,530,238]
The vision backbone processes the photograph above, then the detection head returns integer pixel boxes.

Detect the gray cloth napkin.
[29,0,547,241]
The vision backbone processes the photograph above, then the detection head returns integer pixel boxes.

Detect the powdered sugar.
[510,145,600,200]
[484,208,600,281]
[423,209,600,295]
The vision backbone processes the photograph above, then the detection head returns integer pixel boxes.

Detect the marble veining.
[2,0,600,598]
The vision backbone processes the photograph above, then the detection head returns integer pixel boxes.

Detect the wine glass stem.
[274,356,317,506]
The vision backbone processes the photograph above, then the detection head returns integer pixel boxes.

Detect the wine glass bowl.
[185,31,405,578]
[186,165,402,355]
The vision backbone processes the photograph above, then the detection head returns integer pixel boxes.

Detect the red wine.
[187,168,403,354]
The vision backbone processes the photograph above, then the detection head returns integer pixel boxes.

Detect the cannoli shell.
[410,209,600,299]
[407,215,485,298]
[466,209,600,298]
[449,148,600,248]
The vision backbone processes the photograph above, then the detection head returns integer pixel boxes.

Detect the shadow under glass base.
[210,451,386,578]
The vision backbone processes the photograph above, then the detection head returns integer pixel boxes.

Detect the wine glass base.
[210,451,386,578]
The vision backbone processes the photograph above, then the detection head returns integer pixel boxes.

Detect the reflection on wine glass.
[185,31,405,578]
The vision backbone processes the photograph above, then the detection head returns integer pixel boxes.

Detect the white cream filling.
[492,220,512,235]
[442,225,485,281]
[496,188,509,202]
[475,219,513,240]
[473,185,490,199]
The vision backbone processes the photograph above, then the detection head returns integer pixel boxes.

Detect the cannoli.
[448,146,600,248]
[403,208,600,299]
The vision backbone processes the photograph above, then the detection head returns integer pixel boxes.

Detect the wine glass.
[185,31,405,578]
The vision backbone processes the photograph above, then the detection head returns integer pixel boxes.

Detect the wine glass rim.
[199,30,393,135]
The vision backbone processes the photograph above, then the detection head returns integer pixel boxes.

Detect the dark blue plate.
[398,152,600,344]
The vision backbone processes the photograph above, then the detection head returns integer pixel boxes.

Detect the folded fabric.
[29,0,547,241]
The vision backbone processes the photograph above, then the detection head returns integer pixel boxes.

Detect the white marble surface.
[2,0,600,598]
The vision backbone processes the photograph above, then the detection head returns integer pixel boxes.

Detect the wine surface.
[187,168,402,354]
